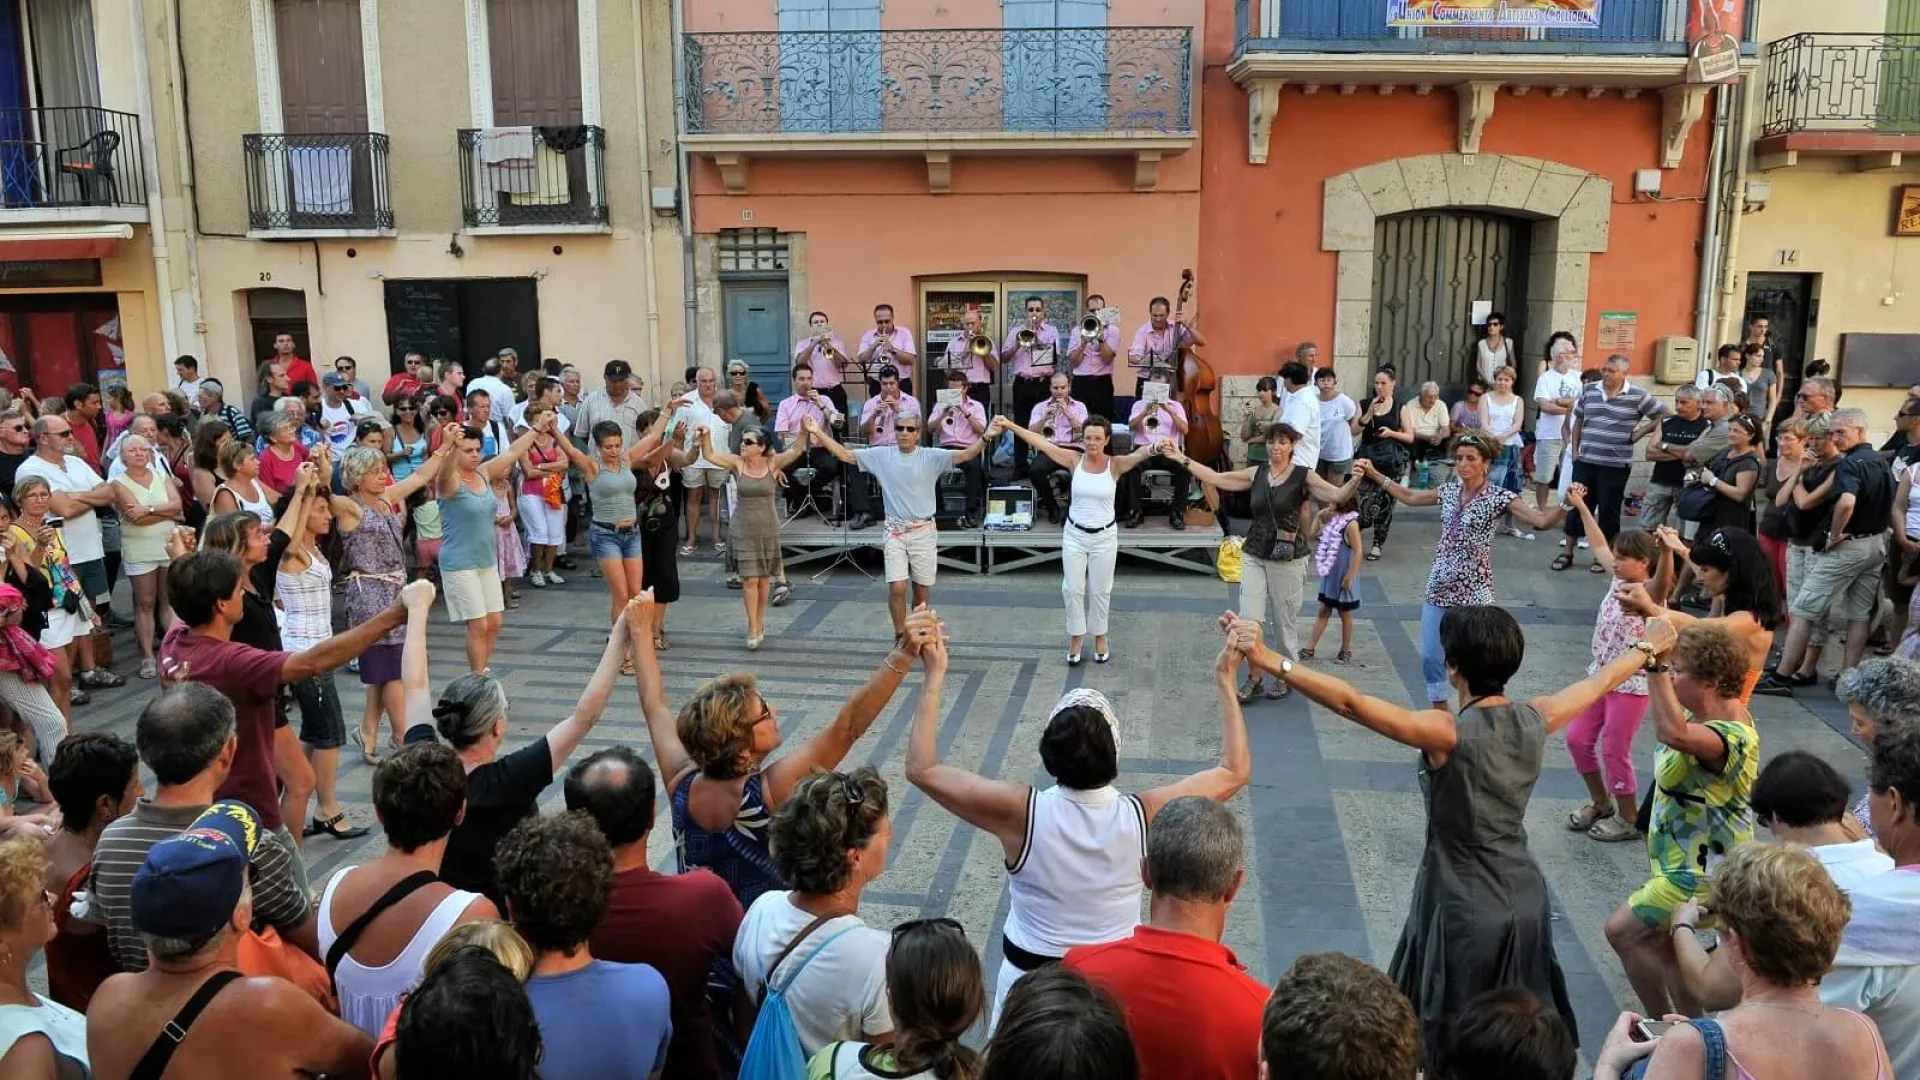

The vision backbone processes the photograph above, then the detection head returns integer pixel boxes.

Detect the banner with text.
[1686,0,1745,83]
[1387,0,1602,29]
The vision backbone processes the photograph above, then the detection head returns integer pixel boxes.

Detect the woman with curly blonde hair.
[1593,842,1893,1080]
[0,836,89,1076]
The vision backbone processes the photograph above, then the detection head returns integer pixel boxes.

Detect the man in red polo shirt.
[269,331,319,388]
[1064,796,1267,1080]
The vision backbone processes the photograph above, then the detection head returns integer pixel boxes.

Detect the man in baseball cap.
[85,799,373,1079]
[571,359,646,450]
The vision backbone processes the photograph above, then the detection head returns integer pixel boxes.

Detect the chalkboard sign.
[384,280,461,366]
[1838,333,1920,389]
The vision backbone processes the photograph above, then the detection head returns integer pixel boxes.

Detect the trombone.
[1016,328,1038,350]
[968,334,993,357]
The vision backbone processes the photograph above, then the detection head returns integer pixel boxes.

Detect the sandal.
[352,727,381,766]
[1567,804,1614,831]
[678,543,696,556]
[1336,650,1353,663]
[1589,561,1608,574]
[1588,816,1642,843]
[1365,546,1383,562]
[1264,681,1291,700]
[1298,648,1316,662]
[305,812,371,841]
[1550,552,1575,571]
[1237,676,1264,704]
[654,630,671,652]
[620,655,636,677]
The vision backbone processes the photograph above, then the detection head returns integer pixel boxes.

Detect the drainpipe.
[670,0,697,369]
[128,0,182,368]
[162,0,208,350]
[1716,77,1754,345]
[631,0,665,380]
[1692,84,1732,364]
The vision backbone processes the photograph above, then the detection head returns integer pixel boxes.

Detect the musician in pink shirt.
[792,309,852,415]
[941,310,1000,409]
[860,366,923,450]
[776,363,847,518]
[1006,296,1061,474]
[932,368,990,525]
[1025,372,1088,525]
[1128,296,1207,385]
[856,304,918,397]
[1069,292,1122,423]
[1125,368,1193,530]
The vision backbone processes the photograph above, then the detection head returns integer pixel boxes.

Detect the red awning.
[0,236,120,262]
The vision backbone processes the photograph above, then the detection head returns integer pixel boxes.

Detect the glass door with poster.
[919,278,1081,419]
[920,283,999,411]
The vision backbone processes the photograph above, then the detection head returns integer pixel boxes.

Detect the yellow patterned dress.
[1629,717,1760,928]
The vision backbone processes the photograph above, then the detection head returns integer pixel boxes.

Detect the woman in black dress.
[1353,366,1413,561]
[1228,604,1676,1055]
[633,409,689,650]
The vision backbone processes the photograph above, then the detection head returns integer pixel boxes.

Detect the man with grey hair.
[1797,375,1837,419]
[1064,796,1267,1079]
[1555,353,1666,571]
[1761,406,1895,693]
[0,407,33,493]
[1531,346,1580,510]
[19,411,131,654]
[1640,384,1708,533]
[88,683,317,971]
[675,366,730,552]
[84,796,371,1077]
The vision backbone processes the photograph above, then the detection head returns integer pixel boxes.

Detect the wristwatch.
[1631,641,1662,671]
[1276,655,1295,679]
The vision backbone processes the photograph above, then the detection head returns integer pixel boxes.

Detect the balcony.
[1756,34,1920,170]
[0,106,148,225]
[458,125,610,232]
[680,26,1194,193]
[242,132,394,237]
[1230,0,1752,163]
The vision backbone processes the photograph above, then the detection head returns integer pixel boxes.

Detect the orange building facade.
[682,0,1741,414]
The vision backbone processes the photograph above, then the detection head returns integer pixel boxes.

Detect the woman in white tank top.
[1476,366,1533,540]
[1002,416,1162,665]
[209,438,277,529]
[905,636,1253,1028]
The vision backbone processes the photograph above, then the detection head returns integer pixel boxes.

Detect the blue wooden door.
[724,282,794,400]
[780,0,881,133]
[1004,0,1109,131]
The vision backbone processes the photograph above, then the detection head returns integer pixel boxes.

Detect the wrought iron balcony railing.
[242,131,394,232]
[458,125,609,228]
[1234,0,1738,55]
[682,27,1192,137]
[1760,33,1920,137]
[0,106,147,211]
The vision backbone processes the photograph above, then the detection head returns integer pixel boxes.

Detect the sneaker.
[138,659,157,680]
[70,688,90,707]
[1752,672,1798,697]
[529,570,547,588]
[771,581,792,607]
[726,575,743,590]
[78,668,125,690]
[1577,537,1590,549]
[545,570,565,585]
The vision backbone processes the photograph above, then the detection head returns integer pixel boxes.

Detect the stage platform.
[778,515,1220,577]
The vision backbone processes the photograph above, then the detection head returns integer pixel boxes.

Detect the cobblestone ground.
[68,506,1867,1060]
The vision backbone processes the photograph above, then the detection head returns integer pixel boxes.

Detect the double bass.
[1173,269,1224,470]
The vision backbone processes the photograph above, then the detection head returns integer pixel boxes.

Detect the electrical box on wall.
[1654,336,1699,385]
[650,187,679,215]
[1634,170,1663,196]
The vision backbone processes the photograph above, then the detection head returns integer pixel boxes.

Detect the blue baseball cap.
[129,800,260,940]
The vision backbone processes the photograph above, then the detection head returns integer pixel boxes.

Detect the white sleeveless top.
[1482,393,1522,446]
[1066,458,1117,530]
[318,869,482,1038]
[0,998,88,1075]
[218,477,275,528]
[1003,785,1146,958]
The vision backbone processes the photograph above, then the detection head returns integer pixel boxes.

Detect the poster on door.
[1387,0,1601,29]
[1686,0,1744,83]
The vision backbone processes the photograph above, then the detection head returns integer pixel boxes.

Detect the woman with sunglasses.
[907,623,1250,1025]
[812,917,984,1080]
[1617,525,1781,703]
[554,412,672,656]
[692,422,810,650]
[388,395,430,483]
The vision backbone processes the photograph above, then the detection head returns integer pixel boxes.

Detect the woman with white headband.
[905,617,1252,1025]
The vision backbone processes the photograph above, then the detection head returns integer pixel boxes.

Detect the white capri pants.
[1062,522,1118,638]
[516,495,566,547]
[0,672,65,767]
[1238,552,1307,660]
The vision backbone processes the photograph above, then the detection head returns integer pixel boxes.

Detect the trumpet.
[968,334,993,357]
[1017,328,1038,351]
[1080,315,1102,339]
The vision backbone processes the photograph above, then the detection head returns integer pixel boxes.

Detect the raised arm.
[382,432,457,507]
[1647,666,1734,764]
[1531,617,1674,735]
[1230,616,1459,761]
[770,427,810,471]
[479,416,546,482]
[1304,467,1362,506]
[626,592,691,781]
[761,611,935,805]
[624,411,672,468]
[1138,639,1253,819]
[1004,417,1081,471]
[399,581,435,733]
[1506,490,1567,532]
[1354,458,1440,507]
[695,428,742,473]
[1112,440,1163,478]
[1567,483,1616,574]
[903,632,1029,861]
[542,604,630,771]
[803,415,857,465]
[1164,446,1257,492]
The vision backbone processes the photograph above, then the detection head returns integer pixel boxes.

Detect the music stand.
[808,433,876,583]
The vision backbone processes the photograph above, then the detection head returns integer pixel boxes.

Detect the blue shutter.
[829,0,882,132]
[1056,0,1108,131]
[1004,0,1109,132]
[779,0,832,132]
[1002,0,1054,131]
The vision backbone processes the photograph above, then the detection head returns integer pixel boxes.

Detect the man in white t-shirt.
[1313,367,1358,483]
[673,368,732,554]
[1531,347,1581,510]
[16,414,127,693]
[465,358,518,420]
[1278,360,1319,470]
[317,374,372,451]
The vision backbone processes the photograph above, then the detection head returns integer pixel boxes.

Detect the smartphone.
[41,515,62,530]
[1635,1020,1677,1042]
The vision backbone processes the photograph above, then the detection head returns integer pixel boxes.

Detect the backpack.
[738,915,857,1080]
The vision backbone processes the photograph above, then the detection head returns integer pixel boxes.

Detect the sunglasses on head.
[892,916,963,940]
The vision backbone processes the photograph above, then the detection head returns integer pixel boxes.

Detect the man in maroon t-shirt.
[566,746,744,1080]
[1064,797,1269,1080]
[160,550,416,863]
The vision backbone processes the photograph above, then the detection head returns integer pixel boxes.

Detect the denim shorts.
[590,521,643,560]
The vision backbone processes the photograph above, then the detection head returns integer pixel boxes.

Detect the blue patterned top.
[672,770,783,910]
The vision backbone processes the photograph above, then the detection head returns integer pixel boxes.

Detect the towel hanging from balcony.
[480,126,537,195]
[509,142,570,206]
[286,144,353,216]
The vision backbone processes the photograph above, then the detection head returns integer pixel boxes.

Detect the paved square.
[68,505,1868,1057]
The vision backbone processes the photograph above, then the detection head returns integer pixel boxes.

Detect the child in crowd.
[492,473,525,610]
[1303,494,1362,663]
[1563,481,1672,842]
[0,730,56,839]
[412,499,442,582]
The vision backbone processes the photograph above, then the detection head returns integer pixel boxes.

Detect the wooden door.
[276,0,368,134]
[723,281,793,399]
[1371,211,1531,398]
[488,0,582,126]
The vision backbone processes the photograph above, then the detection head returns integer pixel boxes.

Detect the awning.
[0,224,134,262]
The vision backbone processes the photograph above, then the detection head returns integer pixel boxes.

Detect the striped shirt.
[88,799,312,972]
[1573,380,1666,468]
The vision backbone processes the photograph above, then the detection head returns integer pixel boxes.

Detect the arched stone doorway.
[1323,153,1612,390]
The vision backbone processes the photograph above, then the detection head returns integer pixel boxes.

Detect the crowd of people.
[0,321,1909,1079]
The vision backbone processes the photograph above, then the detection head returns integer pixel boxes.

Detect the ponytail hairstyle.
[885,919,986,1080]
